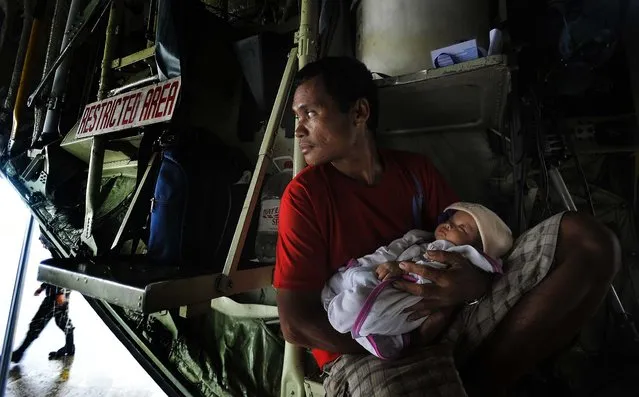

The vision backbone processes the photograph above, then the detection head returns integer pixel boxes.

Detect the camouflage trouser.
[323,212,565,397]
[25,296,74,342]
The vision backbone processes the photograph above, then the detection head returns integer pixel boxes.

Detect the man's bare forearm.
[277,289,365,354]
[282,309,364,353]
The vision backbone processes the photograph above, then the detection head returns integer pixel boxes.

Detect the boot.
[11,334,37,363]
[48,329,75,360]
[11,349,25,363]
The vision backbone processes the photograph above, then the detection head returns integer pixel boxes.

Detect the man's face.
[434,211,480,247]
[292,76,361,166]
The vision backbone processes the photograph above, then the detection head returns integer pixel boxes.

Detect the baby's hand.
[375,262,404,281]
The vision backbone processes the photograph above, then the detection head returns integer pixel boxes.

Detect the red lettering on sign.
[109,98,122,127]
[164,80,179,117]
[91,104,100,132]
[128,92,142,124]
[76,77,181,138]
[155,83,170,118]
[121,100,130,125]
[139,89,154,122]
[116,98,126,126]
[107,100,117,127]
[98,102,107,128]
[121,95,131,125]
[147,87,161,120]
[128,93,138,123]
[85,104,96,133]
[78,107,91,135]
[97,102,107,130]
[149,87,162,117]
[119,95,133,125]
[99,101,113,130]
[83,105,91,134]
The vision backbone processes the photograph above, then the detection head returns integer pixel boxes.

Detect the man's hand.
[413,306,456,345]
[393,250,491,320]
[34,287,43,296]
[375,261,403,281]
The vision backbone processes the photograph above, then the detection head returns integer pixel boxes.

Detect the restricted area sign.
[75,76,181,139]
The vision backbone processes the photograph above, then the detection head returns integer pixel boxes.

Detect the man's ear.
[352,98,370,128]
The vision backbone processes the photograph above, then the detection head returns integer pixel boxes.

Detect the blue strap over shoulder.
[410,171,424,229]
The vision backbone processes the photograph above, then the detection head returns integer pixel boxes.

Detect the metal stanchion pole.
[0,216,35,396]
[282,2,318,395]
[293,0,318,175]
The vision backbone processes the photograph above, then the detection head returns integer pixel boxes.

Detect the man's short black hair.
[295,57,379,132]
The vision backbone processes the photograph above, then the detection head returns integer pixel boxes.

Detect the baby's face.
[434,211,479,246]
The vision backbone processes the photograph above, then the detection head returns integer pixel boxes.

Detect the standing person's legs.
[50,300,75,359]
[11,297,55,362]
[459,212,620,395]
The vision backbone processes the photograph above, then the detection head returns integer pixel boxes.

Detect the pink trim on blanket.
[481,252,503,273]
[352,275,418,339]
[346,258,360,269]
[352,278,396,339]
[403,274,418,283]
[366,335,387,359]
[364,310,413,360]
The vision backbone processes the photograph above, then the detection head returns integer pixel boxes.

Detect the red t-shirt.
[273,149,458,369]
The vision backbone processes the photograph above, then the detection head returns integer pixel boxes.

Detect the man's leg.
[11,298,54,362]
[50,302,75,359]
[324,343,467,397]
[462,212,621,395]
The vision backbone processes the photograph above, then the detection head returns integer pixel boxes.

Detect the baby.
[321,202,513,359]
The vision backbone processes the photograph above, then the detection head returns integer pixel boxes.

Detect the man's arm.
[275,179,364,353]
[277,289,365,353]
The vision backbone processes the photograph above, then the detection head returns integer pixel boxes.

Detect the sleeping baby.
[321,202,513,359]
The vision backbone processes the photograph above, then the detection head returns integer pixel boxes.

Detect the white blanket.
[321,229,500,359]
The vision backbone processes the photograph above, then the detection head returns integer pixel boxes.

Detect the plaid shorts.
[323,212,566,397]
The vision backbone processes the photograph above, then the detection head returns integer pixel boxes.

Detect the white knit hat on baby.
[445,202,513,259]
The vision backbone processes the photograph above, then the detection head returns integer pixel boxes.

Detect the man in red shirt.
[274,57,620,396]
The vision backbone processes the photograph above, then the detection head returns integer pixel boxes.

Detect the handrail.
[0,216,34,397]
